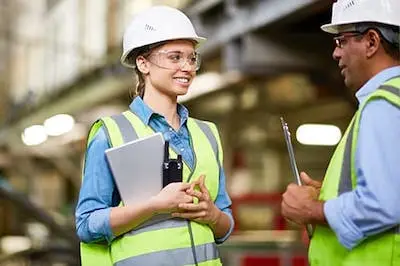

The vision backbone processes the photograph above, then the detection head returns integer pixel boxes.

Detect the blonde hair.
[134,67,146,98]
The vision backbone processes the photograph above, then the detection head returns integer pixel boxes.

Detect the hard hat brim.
[121,36,207,68]
[321,22,359,34]
[321,23,340,34]
[322,20,400,34]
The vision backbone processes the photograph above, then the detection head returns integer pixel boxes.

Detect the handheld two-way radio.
[162,141,183,187]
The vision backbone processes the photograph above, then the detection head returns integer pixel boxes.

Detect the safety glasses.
[333,32,364,48]
[146,50,201,71]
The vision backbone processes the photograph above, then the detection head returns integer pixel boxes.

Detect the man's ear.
[365,29,380,59]
[136,56,149,74]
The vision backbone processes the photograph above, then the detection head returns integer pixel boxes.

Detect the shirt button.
[180,148,184,152]
[169,128,173,131]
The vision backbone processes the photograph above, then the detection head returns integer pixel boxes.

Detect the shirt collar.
[129,96,189,126]
[355,66,400,105]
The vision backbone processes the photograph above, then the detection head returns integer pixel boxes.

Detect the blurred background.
[0,0,356,265]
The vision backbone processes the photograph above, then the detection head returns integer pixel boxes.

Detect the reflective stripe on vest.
[309,78,400,266]
[115,242,219,266]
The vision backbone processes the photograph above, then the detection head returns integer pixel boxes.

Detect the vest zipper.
[187,130,198,265]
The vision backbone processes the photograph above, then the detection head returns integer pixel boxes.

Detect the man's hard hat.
[321,0,400,34]
[121,5,206,68]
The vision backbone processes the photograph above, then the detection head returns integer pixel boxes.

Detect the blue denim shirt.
[324,66,400,250]
[75,97,234,244]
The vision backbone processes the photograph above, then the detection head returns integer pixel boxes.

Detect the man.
[281,0,400,265]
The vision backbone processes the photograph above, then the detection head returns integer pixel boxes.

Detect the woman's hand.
[150,182,193,213]
[172,175,221,226]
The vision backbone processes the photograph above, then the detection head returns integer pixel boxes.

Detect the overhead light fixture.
[296,124,341,146]
[21,125,48,146]
[44,114,75,136]
[0,236,32,254]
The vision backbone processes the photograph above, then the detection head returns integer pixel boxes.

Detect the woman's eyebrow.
[159,49,195,53]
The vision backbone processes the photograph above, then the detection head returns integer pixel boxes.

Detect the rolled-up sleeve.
[75,127,119,244]
[324,100,400,250]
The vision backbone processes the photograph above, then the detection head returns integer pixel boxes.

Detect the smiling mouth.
[174,77,191,84]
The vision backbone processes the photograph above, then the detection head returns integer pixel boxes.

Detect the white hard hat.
[321,0,400,34]
[121,5,206,68]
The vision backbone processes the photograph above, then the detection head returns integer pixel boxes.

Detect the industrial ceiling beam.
[185,0,223,16]
[192,0,325,55]
[226,33,314,73]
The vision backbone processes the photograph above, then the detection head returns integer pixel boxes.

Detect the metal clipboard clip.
[280,117,313,239]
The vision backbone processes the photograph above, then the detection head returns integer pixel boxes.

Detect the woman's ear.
[136,56,150,74]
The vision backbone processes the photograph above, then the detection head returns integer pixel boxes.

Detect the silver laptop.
[105,132,165,206]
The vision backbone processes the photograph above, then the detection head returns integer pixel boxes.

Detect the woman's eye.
[168,54,182,61]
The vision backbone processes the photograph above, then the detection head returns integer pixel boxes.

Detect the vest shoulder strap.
[100,112,140,147]
[382,75,400,88]
[192,119,221,164]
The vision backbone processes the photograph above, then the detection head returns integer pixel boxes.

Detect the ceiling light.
[0,236,32,254]
[296,124,341,146]
[21,125,48,146]
[44,114,75,136]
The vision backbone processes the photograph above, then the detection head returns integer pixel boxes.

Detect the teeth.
[175,78,189,83]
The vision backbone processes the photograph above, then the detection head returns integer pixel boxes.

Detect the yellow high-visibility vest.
[80,110,224,266]
[309,77,400,266]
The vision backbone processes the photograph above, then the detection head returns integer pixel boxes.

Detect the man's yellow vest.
[79,110,224,266]
[308,77,400,266]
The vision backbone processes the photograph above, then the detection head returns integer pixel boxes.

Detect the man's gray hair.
[356,23,399,48]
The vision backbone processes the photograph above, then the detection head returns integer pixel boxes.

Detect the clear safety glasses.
[146,50,201,71]
[333,31,364,48]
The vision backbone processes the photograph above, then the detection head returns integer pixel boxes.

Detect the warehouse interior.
[0,0,356,265]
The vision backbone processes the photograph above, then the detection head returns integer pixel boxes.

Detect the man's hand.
[281,172,326,225]
[300,172,322,195]
[172,175,221,227]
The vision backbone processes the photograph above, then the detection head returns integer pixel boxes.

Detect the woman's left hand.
[172,175,221,226]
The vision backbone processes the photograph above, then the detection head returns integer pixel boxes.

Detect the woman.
[75,5,234,266]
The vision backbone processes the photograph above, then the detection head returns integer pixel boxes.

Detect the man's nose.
[332,46,341,61]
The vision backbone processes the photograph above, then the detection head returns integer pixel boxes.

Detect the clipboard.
[280,117,313,239]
